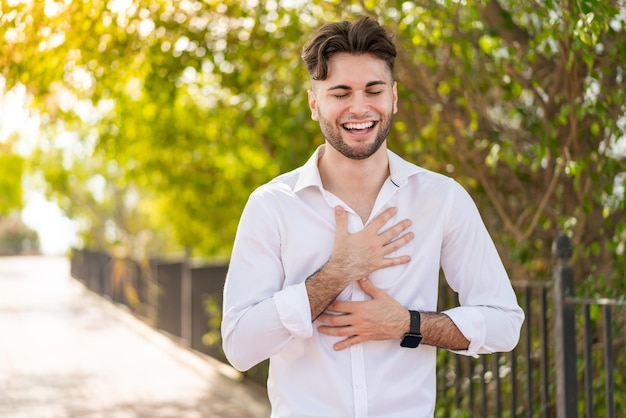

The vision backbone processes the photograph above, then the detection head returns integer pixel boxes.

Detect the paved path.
[0,256,270,418]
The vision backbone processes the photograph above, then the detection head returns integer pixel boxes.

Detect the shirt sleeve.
[221,190,314,372]
[440,181,525,357]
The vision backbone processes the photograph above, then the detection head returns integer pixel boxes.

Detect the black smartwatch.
[400,310,422,348]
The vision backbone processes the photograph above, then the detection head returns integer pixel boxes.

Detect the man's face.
[308,53,398,160]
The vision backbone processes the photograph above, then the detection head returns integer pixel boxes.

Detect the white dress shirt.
[222,146,524,418]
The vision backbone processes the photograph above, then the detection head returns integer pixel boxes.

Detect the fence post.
[552,233,578,418]
[181,248,192,346]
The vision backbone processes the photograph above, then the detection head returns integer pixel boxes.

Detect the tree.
[0,142,23,215]
[384,0,626,293]
[1,0,624,293]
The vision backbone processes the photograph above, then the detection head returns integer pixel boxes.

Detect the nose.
[348,91,370,116]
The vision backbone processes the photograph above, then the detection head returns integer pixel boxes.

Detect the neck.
[318,144,390,222]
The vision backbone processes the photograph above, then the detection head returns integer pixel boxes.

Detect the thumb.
[334,206,348,236]
[358,278,381,297]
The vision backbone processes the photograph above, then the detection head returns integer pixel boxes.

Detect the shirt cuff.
[273,282,313,339]
[442,307,485,358]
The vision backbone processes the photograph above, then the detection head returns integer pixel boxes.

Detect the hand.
[325,206,414,283]
[316,278,410,351]
[306,206,414,320]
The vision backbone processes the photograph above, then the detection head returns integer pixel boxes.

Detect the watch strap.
[408,310,421,334]
[400,310,422,348]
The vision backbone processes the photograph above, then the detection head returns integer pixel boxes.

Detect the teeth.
[344,121,374,130]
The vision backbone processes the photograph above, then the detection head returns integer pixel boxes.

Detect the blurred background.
[1,0,625,290]
[1,0,626,415]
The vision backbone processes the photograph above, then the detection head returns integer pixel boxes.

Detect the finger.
[383,231,415,252]
[334,335,365,351]
[357,278,383,297]
[379,254,412,268]
[317,324,354,336]
[379,219,413,244]
[366,207,398,233]
[334,206,348,237]
[318,311,350,326]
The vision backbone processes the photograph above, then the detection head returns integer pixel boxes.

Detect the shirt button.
[356,384,364,390]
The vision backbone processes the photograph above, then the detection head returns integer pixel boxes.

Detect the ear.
[392,81,399,115]
[308,89,319,121]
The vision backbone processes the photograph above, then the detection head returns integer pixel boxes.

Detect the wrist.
[321,258,359,285]
[399,309,411,338]
[400,310,422,348]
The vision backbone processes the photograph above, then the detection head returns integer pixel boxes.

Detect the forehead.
[323,53,392,86]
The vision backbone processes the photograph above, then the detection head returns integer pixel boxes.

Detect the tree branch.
[478,0,530,48]
[521,158,562,241]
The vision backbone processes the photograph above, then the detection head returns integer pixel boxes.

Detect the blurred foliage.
[0,0,624,297]
[201,294,225,355]
[0,141,24,215]
[0,212,40,255]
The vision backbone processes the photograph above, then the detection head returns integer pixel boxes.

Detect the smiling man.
[221,17,524,418]
[310,55,393,162]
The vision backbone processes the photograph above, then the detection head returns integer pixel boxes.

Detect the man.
[222,17,524,418]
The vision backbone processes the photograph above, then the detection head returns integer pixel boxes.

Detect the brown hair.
[301,17,396,81]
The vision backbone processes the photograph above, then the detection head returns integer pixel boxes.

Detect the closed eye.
[333,91,382,99]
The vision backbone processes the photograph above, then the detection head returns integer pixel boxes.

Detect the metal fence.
[433,234,625,417]
[435,279,553,417]
[70,234,625,417]
[551,234,626,418]
[70,250,229,363]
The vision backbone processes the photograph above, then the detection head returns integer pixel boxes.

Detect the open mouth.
[342,121,377,133]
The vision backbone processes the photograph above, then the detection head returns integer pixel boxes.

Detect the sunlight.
[6,0,32,7]
[21,191,79,255]
[0,78,81,255]
[43,0,70,18]
[107,0,132,15]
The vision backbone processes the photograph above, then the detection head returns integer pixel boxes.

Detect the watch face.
[400,334,422,348]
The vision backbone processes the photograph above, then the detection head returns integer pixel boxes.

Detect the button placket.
[350,279,368,417]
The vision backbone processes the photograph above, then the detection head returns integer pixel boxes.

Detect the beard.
[318,112,393,160]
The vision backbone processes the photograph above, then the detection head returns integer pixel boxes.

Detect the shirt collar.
[294,145,423,193]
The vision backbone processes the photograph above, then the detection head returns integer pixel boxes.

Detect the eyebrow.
[327,80,388,91]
